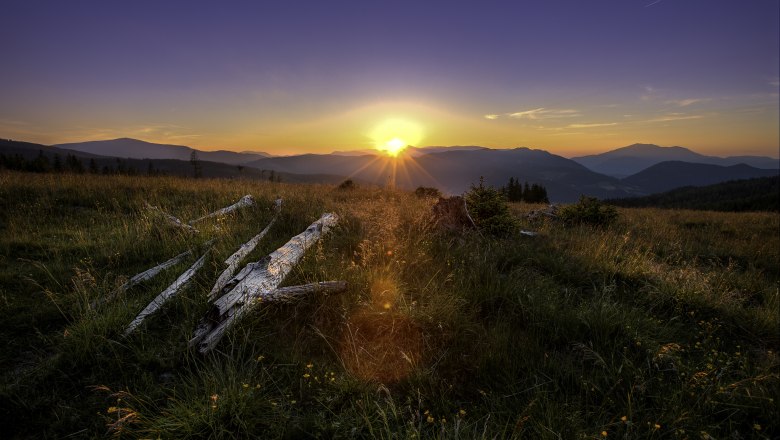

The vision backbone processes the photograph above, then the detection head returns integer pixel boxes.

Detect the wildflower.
[306,363,313,369]
[210,394,218,403]
[107,407,118,414]
[620,416,627,422]
[459,409,466,416]
[441,417,446,423]
[303,373,310,378]
[753,424,761,431]
[426,415,434,423]
[256,355,265,361]
[601,431,608,437]
[654,423,661,430]
[290,400,297,404]
[242,383,249,388]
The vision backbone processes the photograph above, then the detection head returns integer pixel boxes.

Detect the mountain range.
[572,143,778,178]
[55,138,270,165]
[1,137,777,203]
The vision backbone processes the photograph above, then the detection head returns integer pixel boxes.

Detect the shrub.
[337,179,356,190]
[558,195,618,226]
[464,177,516,236]
[414,186,442,198]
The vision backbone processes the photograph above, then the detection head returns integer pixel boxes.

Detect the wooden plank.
[123,248,211,336]
[190,212,338,353]
[189,195,255,225]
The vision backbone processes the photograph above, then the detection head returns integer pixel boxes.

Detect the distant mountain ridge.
[54,138,270,165]
[620,161,778,194]
[607,176,779,212]
[573,143,778,178]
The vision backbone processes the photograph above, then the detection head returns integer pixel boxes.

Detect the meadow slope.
[0,171,777,438]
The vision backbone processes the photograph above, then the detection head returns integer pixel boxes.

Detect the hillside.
[607,176,780,212]
[54,138,270,164]
[573,143,778,177]
[0,171,776,438]
[621,161,778,194]
[247,147,634,202]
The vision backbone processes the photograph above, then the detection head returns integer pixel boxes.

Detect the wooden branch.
[145,202,199,233]
[208,199,282,300]
[91,249,193,308]
[189,195,255,225]
[190,212,339,353]
[124,248,211,336]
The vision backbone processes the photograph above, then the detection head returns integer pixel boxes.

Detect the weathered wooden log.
[190,212,338,353]
[124,248,211,336]
[91,249,193,308]
[264,281,347,303]
[208,201,282,300]
[145,202,199,233]
[189,195,255,225]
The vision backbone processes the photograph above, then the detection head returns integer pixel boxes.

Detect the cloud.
[483,114,499,120]
[770,78,780,87]
[507,108,580,120]
[646,114,705,123]
[665,98,709,107]
[567,122,618,129]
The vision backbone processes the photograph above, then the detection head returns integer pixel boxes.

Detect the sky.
[1,0,778,157]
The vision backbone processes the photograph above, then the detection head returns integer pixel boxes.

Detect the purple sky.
[1,0,778,156]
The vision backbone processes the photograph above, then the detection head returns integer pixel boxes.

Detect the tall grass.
[0,171,777,438]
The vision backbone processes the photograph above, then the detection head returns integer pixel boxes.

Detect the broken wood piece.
[264,281,347,303]
[124,248,211,336]
[91,249,193,309]
[208,213,279,300]
[189,195,255,225]
[190,212,339,353]
[520,230,538,237]
[145,202,199,233]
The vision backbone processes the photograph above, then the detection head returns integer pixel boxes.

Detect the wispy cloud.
[483,114,499,120]
[769,78,780,87]
[506,108,580,120]
[567,122,619,129]
[665,98,709,107]
[646,114,705,123]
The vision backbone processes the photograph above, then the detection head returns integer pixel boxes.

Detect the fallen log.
[124,248,211,336]
[189,195,255,225]
[208,199,282,300]
[190,212,339,353]
[91,249,193,308]
[145,202,199,233]
[264,281,347,303]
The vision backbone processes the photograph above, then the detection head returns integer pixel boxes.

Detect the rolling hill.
[573,143,778,177]
[607,176,779,212]
[620,161,778,194]
[54,138,270,165]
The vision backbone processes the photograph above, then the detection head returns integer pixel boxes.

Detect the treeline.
[501,177,549,203]
[606,176,779,212]
[0,151,165,176]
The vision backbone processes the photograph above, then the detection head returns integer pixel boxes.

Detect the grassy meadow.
[0,171,777,439]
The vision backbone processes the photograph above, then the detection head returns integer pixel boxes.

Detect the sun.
[384,137,407,157]
[370,118,423,157]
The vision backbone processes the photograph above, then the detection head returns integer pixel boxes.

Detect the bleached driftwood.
[145,202,199,233]
[190,212,338,353]
[91,249,193,308]
[124,248,211,336]
[207,198,283,300]
[189,195,255,225]
[520,230,538,237]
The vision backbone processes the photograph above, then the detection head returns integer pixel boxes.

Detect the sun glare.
[370,118,423,157]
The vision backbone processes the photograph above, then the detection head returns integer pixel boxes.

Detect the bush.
[414,186,442,198]
[464,177,516,236]
[337,179,356,190]
[558,195,618,226]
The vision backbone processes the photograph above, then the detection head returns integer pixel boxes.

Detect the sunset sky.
[2,0,778,157]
